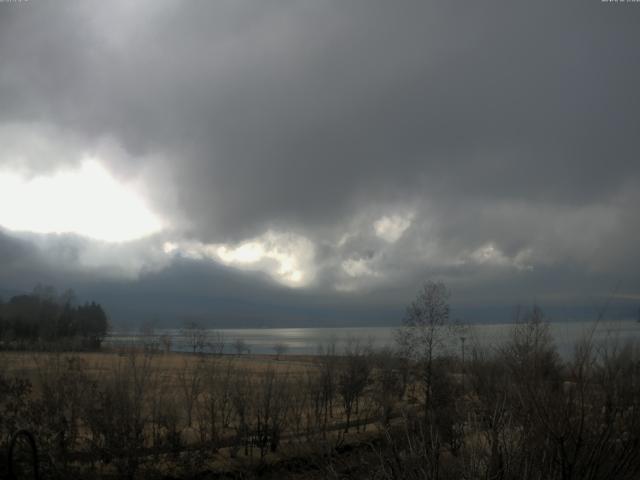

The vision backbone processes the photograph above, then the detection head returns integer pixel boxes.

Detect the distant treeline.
[0,285,108,349]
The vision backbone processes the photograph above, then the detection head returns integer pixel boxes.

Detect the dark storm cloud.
[1,0,639,318]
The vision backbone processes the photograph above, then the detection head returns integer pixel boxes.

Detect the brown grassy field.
[1,348,396,478]
[1,350,318,380]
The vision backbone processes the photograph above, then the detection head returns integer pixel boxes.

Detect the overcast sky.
[1,1,639,326]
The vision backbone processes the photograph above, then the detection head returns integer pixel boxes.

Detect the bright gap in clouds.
[163,231,314,287]
[373,213,412,243]
[0,160,163,242]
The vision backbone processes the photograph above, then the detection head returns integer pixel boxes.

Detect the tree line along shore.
[0,286,108,351]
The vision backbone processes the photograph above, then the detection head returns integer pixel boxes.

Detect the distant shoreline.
[103,319,640,358]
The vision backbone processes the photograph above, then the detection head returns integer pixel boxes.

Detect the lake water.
[105,318,640,359]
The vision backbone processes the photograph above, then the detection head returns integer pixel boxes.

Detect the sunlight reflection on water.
[106,319,640,358]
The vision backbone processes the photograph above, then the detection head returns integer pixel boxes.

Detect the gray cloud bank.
[0,1,639,325]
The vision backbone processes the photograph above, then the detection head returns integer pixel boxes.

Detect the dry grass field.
[0,350,318,381]
[1,347,399,478]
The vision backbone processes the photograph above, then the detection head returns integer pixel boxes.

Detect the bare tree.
[160,333,172,354]
[29,353,89,471]
[233,338,249,355]
[181,320,207,354]
[209,330,225,355]
[196,358,235,446]
[287,373,310,440]
[372,348,403,425]
[229,367,253,456]
[396,280,452,415]
[338,338,372,433]
[139,320,159,353]
[273,342,288,360]
[253,368,291,457]
[177,358,205,428]
[82,352,157,479]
